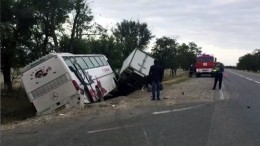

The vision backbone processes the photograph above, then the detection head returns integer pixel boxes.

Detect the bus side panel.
[32,81,78,113]
[95,73,116,94]
[83,66,117,100]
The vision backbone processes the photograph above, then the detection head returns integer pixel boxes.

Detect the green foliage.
[237,49,260,72]
[151,37,202,74]
[113,19,153,57]
[87,34,124,69]
[178,43,200,70]
[151,36,178,70]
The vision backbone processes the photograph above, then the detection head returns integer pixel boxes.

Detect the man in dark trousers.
[212,63,224,90]
[149,59,164,100]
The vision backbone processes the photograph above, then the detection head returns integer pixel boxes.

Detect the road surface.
[2,69,260,146]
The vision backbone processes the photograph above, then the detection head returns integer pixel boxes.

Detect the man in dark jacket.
[212,63,224,90]
[149,59,164,100]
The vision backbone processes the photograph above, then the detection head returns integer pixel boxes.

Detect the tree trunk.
[1,51,13,91]
[52,30,59,52]
[50,6,59,52]
[69,4,81,53]
[42,19,50,54]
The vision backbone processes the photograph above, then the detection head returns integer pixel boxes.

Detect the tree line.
[237,49,260,72]
[1,0,202,90]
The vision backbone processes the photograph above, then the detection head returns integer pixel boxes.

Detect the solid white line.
[228,70,259,84]
[87,123,143,134]
[245,77,253,81]
[152,104,204,115]
[219,82,225,100]
[219,88,224,100]
[254,81,260,84]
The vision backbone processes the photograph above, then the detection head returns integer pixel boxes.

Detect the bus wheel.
[196,73,200,78]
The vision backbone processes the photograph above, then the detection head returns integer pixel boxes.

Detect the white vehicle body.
[118,49,155,92]
[21,53,117,115]
[120,49,154,77]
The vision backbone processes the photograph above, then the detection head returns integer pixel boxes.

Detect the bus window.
[100,56,108,66]
[95,57,104,66]
[89,57,100,67]
[75,57,89,69]
[83,57,94,69]
[63,57,76,70]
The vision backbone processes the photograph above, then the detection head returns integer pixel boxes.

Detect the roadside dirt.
[0,76,215,131]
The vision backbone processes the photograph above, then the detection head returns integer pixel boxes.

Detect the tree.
[151,36,179,76]
[87,34,124,69]
[112,19,153,57]
[237,49,260,72]
[178,43,198,70]
[188,42,202,56]
[1,0,36,90]
[33,0,73,53]
[67,0,95,53]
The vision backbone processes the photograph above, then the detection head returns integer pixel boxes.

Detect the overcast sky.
[91,0,260,66]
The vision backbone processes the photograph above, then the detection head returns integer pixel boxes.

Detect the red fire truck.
[195,54,216,77]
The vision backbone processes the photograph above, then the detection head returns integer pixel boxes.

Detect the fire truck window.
[100,56,108,66]
[89,57,100,67]
[197,57,213,62]
[95,57,104,66]
[75,57,89,69]
[83,57,94,69]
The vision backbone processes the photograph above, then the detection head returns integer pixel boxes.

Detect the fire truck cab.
[195,54,216,77]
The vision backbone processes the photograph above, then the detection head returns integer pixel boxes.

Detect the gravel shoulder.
[0,76,215,131]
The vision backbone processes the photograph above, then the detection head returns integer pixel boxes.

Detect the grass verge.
[1,87,36,124]
[0,70,190,124]
[162,71,190,85]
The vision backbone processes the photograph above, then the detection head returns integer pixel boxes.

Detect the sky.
[90,0,260,66]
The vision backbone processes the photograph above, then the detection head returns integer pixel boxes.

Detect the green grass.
[162,70,190,85]
[1,87,36,124]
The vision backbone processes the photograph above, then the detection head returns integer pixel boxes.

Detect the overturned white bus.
[21,53,117,115]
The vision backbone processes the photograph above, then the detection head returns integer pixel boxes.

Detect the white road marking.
[245,77,253,81]
[228,70,260,85]
[87,123,143,134]
[152,104,204,115]
[219,88,224,100]
[255,81,260,84]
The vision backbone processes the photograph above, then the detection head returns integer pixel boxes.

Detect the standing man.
[189,64,195,77]
[212,63,224,90]
[149,59,164,100]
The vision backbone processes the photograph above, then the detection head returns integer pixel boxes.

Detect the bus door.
[64,57,95,103]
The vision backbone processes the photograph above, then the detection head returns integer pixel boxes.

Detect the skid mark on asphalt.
[143,128,151,146]
[87,123,143,134]
[152,104,205,115]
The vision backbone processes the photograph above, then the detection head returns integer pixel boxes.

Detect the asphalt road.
[1,69,260,146]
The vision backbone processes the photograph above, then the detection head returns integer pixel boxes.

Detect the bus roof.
[21,53,106,73]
